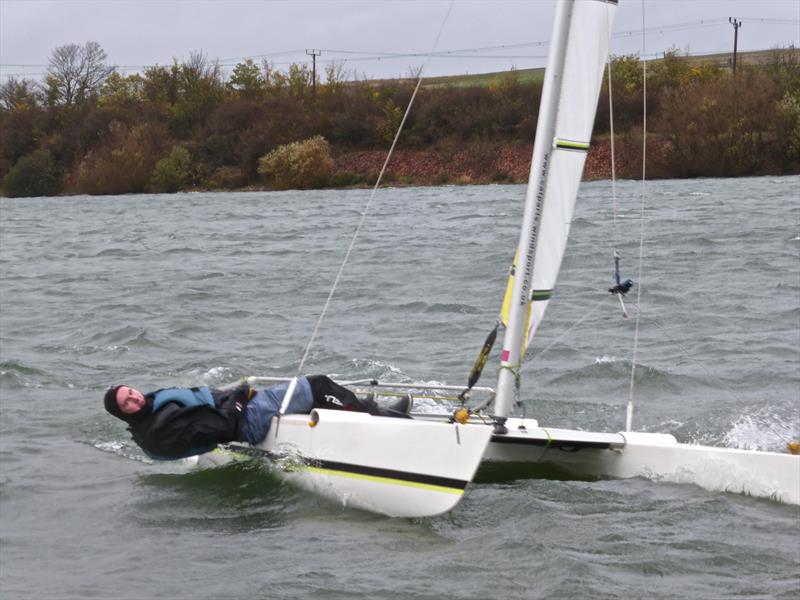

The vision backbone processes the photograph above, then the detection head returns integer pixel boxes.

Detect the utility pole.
[305,49,321,96]
[729,18,742,75]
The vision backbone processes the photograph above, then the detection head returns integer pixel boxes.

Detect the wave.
[0,361,48,389]
[546,357,681,391]
[724,411,800,453]
[424,302,480,314]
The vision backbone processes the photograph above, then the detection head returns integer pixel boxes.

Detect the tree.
[0,78,40,112]
[2,150,61,197]
[228,59,263,97]
[98,72,146,107]
[45,41,114,106]
[607,54,643,95]
[142,64,180,103]
[150,146,192,192]
[167,51,225,135]
[287,63,312,97]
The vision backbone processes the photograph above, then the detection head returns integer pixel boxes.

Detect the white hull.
[236,409,492,518]
[480,418,800,505]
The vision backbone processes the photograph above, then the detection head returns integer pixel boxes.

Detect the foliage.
[778,91,800,164]
[203,166,247,189]
[150,145,192,193]
[651,70,784,177]
[763,45,800,93]
[607,54,644,95]
[257,135,334,189]
[166,52,226,136]
[0,90,46,176]
[98,73,146,108]
[228,59,263,97]
[1,149,61,197]
[0,78,40,112]
[377,99,403,144]
[73,121,166,194]
[0,41,797,194]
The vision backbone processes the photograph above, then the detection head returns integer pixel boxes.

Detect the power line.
[1,15,797,80]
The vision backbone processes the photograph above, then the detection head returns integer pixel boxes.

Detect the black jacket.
[129,386,251,459]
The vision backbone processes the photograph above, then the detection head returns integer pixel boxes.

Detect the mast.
[494,0,575,418]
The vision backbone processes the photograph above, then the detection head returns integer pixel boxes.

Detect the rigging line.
[317,41,547,56]
[626,0,648,433]
[605,0,629,318]
[294,0,456,376]
[605,1,620,252]
[529,297,607,362]
[622,303,752,408]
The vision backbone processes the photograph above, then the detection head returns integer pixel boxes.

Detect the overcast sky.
[1,0,798,82]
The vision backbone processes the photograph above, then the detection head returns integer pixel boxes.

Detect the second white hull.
[480,418,800,505]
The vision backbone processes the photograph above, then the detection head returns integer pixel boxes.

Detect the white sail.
[526,0,616,345]
[495,0,616,416]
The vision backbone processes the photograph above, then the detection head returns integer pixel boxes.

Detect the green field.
[396,47,799,89]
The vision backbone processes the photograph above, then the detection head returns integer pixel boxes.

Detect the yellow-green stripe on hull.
[303,465,465,495]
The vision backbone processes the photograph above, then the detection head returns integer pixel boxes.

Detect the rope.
[530,297,606,361]
[625,0,648,432]
[624,302,751,408]
[604,1,630,319]
[294,1,456,375]
[605,2,620,252]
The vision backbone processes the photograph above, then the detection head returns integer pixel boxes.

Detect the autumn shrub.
[73,121,166,194]
[203,166,247,189]
[326,171,366,187]
[316,89,381,147]
[150,145,191,193]
[1,149,61,197]
[651,71,784,177]
[777,91,800,166]
[0,103,46,177]
[377,99,403,145]
[257,135,334,189]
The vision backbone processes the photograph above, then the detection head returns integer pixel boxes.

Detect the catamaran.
[211,0,799,515]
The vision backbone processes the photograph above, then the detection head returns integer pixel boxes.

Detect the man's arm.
[136,403,241,458]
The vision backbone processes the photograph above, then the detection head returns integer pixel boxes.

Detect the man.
[104,375,410,460]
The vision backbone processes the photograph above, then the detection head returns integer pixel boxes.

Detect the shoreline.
[333,140,614,186]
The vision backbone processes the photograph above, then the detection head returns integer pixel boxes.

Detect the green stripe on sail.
[555,139,590,151]
[531,289,552,301]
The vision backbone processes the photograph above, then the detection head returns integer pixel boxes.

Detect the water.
[1,177,798,599]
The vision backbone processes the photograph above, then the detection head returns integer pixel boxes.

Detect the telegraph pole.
[729,18,742,75]
[305,49,321,96]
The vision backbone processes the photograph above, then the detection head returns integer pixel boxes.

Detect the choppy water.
[1,177,798,599]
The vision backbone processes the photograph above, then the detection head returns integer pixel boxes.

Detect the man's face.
[116,386,145,415]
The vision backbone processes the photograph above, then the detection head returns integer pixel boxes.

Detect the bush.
[326,171,366,187]
[257,135,334,189]
[150,145,191,193]
[73,121,165,194]
[203,166,247,189]
[651,71,783,177]
[2,149,61,197]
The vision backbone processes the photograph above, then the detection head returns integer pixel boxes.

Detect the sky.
[1,0,798,83]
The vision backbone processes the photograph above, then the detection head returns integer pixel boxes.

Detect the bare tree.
[46,41,114,105]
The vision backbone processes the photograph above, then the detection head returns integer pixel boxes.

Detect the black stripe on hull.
[227,444,468,490]
[491,435,613,451]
